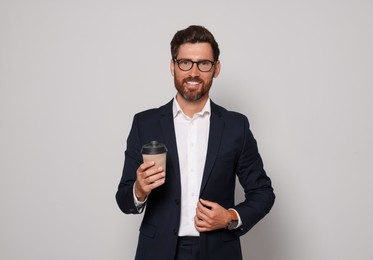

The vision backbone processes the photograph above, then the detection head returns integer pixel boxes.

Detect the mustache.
[183,76,203,83]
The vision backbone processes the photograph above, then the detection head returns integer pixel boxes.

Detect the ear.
[213,60,221,78]
[170,59,175,76]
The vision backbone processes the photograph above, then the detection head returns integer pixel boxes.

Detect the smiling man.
[116,25,275,260]
[172,42,219,104]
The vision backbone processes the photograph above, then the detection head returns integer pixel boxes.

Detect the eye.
[179,59,191,65]
[199,60,210,66]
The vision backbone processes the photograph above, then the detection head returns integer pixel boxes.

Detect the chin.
[182,92,206,102]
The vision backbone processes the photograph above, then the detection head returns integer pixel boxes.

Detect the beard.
[174,75,213,102]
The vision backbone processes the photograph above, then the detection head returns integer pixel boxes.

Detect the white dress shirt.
[173,97,210,236]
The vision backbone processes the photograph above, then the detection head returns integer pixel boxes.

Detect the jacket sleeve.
[233,116,275,235]
[115,114,144,214]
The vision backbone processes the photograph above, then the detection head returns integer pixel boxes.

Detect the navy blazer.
[116,99,275,260]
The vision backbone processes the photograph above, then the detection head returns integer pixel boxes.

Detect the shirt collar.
[172,97,211,119]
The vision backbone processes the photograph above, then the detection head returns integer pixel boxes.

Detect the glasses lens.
[178,59,193,71]
[198,60,213,72]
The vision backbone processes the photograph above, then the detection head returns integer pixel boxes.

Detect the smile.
[187,81,201,85]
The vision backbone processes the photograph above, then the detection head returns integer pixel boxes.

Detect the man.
[116,25,275,260]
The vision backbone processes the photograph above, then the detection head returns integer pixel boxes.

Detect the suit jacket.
[116,99,275,260]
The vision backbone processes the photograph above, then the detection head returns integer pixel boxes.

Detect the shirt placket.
[188,117,199,227]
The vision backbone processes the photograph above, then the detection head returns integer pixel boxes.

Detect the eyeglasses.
[173,58,216,72]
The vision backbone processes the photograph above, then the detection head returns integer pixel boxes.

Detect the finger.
[139,161,156,171]
[139,167,161,182]
[197,200,212,216]
[196,201,204,215]
[196,203,210,221]
[147,166,164,176]
[147,168,166,183]
[147,168,165,181]
[194,216,211,232]
[199,198,215,209]
[148,177,165,189]
[194,215,204,228]
[137,163,155,180]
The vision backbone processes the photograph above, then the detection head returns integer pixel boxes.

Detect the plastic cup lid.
[141,140,168,154]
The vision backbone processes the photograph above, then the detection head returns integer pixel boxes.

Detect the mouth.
[184,78,203,89]
[187,81,200,85]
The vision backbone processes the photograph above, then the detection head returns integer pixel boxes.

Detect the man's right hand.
[134,161,165,201]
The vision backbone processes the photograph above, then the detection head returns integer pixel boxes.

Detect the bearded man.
[116,25,275,260]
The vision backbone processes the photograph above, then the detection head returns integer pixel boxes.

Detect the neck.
[176,94,209,118]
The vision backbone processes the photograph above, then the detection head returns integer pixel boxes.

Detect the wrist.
[226,209,239,230]
[226,209,232,224]
[134,182,147,202]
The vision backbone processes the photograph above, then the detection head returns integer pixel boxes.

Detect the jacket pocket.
[139,222,157,238]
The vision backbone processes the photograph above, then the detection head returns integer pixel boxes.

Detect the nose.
[189,63,200,77]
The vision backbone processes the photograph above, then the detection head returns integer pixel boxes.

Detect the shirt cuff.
[133,182,147,213]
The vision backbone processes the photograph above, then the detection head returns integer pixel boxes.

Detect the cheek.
[202,75,214,84]
[175,71,188,81]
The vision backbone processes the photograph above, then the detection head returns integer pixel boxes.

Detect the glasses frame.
[173,58,216,72]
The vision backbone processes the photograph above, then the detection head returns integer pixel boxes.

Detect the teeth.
[187,81,200,85]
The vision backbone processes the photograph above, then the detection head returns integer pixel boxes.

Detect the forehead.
[177,42,214,60]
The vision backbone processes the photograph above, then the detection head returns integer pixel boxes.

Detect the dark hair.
[170,25,220,61]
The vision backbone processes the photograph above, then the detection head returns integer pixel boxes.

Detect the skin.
[134,42,232,232]
[171,42,220,118]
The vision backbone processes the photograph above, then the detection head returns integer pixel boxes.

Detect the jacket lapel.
[200,101,224,195]
[159,100,181,188]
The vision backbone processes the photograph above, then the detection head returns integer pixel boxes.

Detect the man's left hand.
[194,198,231,232]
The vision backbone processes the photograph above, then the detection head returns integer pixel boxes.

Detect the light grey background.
[1,1,372,259]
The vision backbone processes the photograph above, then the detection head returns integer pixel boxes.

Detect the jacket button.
[173,229,177,235]
[175,199,180,205]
